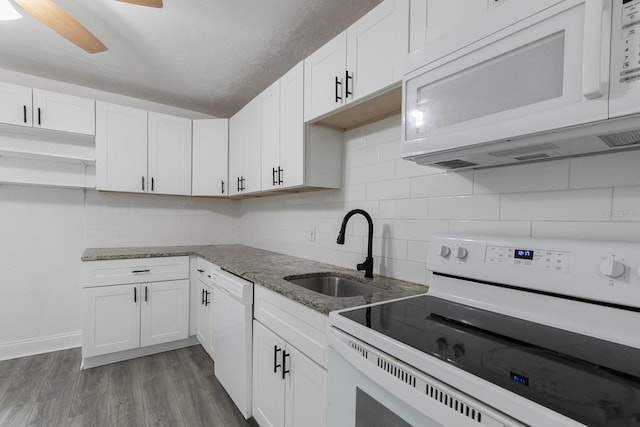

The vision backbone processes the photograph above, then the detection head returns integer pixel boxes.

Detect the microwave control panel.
[620,0,640,81]
[610,0,640,117]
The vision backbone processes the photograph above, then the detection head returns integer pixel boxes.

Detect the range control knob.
[599,257,625,278]
[435,338,448,351]
[452,344,466,358]
[439,245,451,257]
[455,247,468,260]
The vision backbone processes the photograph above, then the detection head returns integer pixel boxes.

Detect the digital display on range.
[514,249,534,260]
[511,372,529,386]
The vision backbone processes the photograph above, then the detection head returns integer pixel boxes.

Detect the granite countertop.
[82,244,428,315]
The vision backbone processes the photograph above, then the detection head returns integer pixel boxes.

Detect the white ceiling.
[0,0,382,117]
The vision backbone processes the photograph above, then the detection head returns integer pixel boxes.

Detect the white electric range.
[328,234,640,426]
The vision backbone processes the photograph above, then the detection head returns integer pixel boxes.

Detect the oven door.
[327,327,524,427]
[402,0,611,159]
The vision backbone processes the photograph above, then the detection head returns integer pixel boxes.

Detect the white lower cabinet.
[83,279,189,358]
[196,277,214,358]
[252,320,327,427]
[140,280,190,347]
[81,256,191,365]
[82,283,141,357]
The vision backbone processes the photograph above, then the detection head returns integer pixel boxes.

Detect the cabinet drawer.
[254,285,328,368]
[82,256,189,287]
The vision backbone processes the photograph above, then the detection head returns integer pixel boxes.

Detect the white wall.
[238,115,640,285]
[0,185,238,361]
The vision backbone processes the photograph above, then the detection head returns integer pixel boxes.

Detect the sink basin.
[284,273,381,297]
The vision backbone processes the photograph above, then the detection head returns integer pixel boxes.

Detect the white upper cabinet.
[279,62,305,189]
[409,0,491,52]
[261,79,283,191]
[346,0,409,101]
[148,112,192,196]
[0,82,33,127]
[304,31,347,122]
[96,104,193,196]
[262,61,305,191]
[0,83,94,135]
[32,89,95,135]
[304,0,409,122]
[244,96,262,194]
[229,96,261,196]
[96,102,148,193]
[229,104,247,196]
[192,119,229,197]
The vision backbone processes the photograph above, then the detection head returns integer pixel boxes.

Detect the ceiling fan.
[12,0,163,54]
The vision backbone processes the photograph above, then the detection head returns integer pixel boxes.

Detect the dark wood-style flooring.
[0,345,254,427]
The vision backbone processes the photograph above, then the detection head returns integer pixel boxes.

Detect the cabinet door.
[279,61,305,189]
[96,102,148,193]
[148,112,192,196]
[261,80,281,191]
[252,321,286,427]
[0,82,32,127]
[243,96,262,194]
[196,280,212,357]
[32,89,95,135]
[285,345,327,427]
[229,105,247,196]
[140,279,190,347]
[304,31,347,122]
[346,0,409,102]
[192,119,229,196]
[82,284,140,358]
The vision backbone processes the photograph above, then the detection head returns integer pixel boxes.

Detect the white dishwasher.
[210,267,254,419]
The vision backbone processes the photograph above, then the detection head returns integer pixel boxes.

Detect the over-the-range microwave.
[402,0,640,170]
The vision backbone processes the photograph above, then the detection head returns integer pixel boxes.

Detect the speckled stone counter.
[82,245,428,314]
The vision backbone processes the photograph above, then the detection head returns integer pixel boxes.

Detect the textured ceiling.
[0,0,382,117]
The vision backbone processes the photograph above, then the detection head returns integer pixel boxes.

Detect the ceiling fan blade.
[14,0,107,53]
[115,0,163,8]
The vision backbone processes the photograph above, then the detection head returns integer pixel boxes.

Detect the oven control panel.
[485,245,570,273]
[427,234,640,309]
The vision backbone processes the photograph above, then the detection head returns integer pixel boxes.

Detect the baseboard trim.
[81,336,200,369]
[0,331,82,362]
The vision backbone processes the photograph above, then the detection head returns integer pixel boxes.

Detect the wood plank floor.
[0,345,255,427]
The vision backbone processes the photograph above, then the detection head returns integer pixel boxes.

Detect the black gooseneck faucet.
[336,209,374,279]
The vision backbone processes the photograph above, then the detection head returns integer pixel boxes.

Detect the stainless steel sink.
[284,273,381,297]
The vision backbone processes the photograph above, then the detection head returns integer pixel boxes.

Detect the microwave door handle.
[582,0,606,99]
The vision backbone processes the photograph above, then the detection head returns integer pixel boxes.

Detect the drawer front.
[254,285,328,368]
[82,256,189,287]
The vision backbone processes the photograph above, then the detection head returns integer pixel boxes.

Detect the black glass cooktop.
[339,295,640,427]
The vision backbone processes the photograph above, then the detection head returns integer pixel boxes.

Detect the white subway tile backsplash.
[532,221,640,242]
[612,187,640,222]
[344,160,396,185]
[428,195,500,220]
[394,158,442,179]
[448,221,531,236]
[392,220,449,241]
[570,151,640,189]
[473,160,569,194]
[407,241,430,263]
[379,198,429,219]
[500,189,611,221]
[411,171,474,198]
[379,258,428,285]
[366,178,411,200]
[373,238,408,260]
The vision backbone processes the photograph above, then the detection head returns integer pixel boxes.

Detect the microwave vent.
[514,153,550,161]
[489,143,558,158]
[433,159,478,169]
[599,130,640,147]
